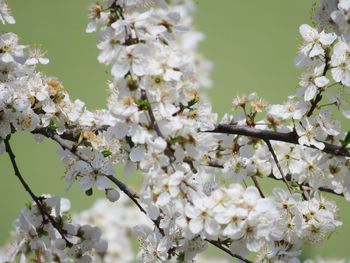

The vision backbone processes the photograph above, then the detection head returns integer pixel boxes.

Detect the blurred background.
[1,0,349,260]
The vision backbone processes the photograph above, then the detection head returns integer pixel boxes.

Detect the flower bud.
[105,188,120,202]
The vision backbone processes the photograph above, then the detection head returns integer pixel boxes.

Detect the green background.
[1,0,349,260]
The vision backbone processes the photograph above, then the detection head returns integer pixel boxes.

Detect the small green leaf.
[289,181,299,188]
[101,150,112,158]
[136,99,150,110]
[170,135,185,145]
[187,97,199,108]
[48,119,58,131]
[340,131,350,148]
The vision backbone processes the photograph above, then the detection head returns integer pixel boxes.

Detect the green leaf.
[289,181,299,188]
[136,99,150,110]
[187,97,199,108]
[48,119,58,132]
[101,150,112,158]
[340,131,350,148]
[170,135,185,145]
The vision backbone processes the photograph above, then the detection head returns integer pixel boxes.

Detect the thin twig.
[264,139,293,193]
[251,176,265,198]
[141,89,165,139]
[140,89,176,163]
[44,131,166,232]
[4,136,72,246]
[205,239,253,263]
[105,174,145,212]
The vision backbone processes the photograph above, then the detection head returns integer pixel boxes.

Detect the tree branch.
[205,239,253,263]
[4,136,72,246]
[208,124,350,158]
[264,139,293,193]
[140,89,176,163]
[32,127,253,261]
[36,130,165,233]
[141,89,166,139]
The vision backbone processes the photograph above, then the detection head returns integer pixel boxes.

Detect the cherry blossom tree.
[1,0,350,262]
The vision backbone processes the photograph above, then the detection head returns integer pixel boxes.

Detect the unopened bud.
[105,188,120,202]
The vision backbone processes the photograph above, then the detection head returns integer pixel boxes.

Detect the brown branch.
[35,130,165,233]
[33,127,255,259]
[307,90,323,117]
[264,139,293,193]
[141,89,166,139]
[251,176,265,198]
[208,124,350,158]
[49,135,145,207]
[4,136,72,246]
[32,125,108,144]
[140,89,176,163]
[105,174,145,213]
[205,239,253,263]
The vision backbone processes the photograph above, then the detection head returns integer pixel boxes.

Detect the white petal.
[96,175,110,190]
[169,171,184,185]
[304,85,317,101]
[111,122,128,139]
[157,192,170,206]
[79,176,93,190]
[331,68,345,83]
[309,43,324,57]
[129,145,145,162]
[39,57,50,64]
[314,76,329,87]
[339,0,350,11]
[294,53,313,68]
[299,24,318,42]
[111,61,129,78]
[204,219,220,236]
[319,31,337,46]
[189,217,203,234]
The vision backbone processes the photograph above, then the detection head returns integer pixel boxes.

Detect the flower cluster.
[1,196,107,263]
[1,0,350,262]
[257,189,341,262]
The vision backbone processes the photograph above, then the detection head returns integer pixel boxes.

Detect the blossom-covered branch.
[209,124,350,158]
[1,0,350,262]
